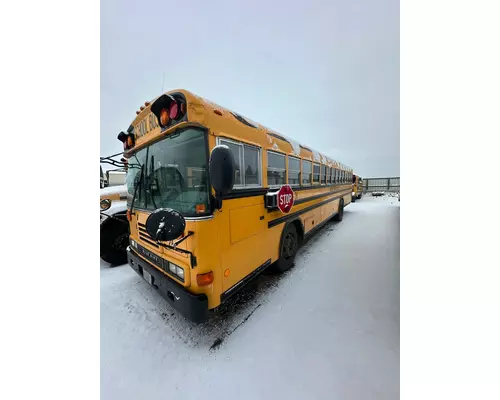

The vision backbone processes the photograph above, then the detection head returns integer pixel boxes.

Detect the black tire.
[334,199,344,221]
[100,218,129,266]
[352,196,356,203]
[273,224,299,273]
[357,194,362,199]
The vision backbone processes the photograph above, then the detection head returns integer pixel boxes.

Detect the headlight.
[167,262,184,281]
[130,239,137,248]
[168,263,176,274]
[100,199,111,211]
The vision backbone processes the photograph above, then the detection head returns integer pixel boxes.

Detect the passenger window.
[288,156,301,186]
[220,139,261,187]
[267,152,286,186]
[302,160,312,185]
[221,140,242,186]
[244,146,260,186]
[320,165,327,184]
[313,164,320,183]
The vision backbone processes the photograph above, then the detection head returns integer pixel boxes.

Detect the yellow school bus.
[120,89,354,322]
[352,174,363,202]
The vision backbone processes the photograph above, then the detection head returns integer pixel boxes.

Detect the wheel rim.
[282,232,296,259]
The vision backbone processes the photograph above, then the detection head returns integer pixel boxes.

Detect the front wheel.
[273,224,299,273]
[100,218,129,266]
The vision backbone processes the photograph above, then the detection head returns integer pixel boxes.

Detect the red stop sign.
[277,184,295,214]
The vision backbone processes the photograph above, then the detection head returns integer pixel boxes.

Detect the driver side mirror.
[209,145,235,210]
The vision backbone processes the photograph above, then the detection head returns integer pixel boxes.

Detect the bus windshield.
[126,128,210,217]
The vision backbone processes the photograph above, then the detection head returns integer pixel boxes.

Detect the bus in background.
[120,89,354,322]
[352,174,363,202]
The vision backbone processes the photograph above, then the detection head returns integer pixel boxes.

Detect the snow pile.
[100,184,128,197]
[101,197,400,400]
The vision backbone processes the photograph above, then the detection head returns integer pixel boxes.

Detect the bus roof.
[129,89,352,172]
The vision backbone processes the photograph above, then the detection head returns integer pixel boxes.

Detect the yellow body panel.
[124,89,354,311]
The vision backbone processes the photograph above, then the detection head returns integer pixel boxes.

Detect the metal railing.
[363,177,400,193]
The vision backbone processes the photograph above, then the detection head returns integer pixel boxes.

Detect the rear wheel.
[334,199,344,221]
[273,224,299,273]
[100,218,129,266]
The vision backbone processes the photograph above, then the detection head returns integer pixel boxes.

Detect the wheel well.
[100,213,129,232]
[290,219,304,244]
[277,218,304,259]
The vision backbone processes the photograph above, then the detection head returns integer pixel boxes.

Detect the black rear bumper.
[127,247,208,323]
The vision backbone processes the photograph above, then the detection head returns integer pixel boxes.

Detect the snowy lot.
[101,195,400,400]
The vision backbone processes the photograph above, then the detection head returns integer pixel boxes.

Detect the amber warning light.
[117,129,135,151]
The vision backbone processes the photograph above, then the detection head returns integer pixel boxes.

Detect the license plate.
[142,268,153,285]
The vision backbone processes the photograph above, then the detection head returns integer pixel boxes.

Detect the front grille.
[137,222,159,248]
[135,242,165,271]
[132,243,185,282]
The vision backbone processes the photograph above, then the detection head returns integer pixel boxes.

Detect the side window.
[320,165,327,184]
[243,145,260,186]
[326,167,331,184]
[220,140,242,186]
[220,139,261,187]
[302,160,312,185]
[267,151,286,187]
[313,164,320,183]
[333,168,337,184]
[288,156,301,186]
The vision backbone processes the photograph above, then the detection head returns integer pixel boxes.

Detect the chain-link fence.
[363,177,400,193]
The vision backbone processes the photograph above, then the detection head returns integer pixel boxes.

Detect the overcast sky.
[101,0,399,177]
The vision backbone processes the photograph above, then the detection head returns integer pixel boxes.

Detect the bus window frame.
[218,137,262,189]
[301,159,312,186]
[266,150,286,188]
[313,163,320,184]
[287,155,301,187]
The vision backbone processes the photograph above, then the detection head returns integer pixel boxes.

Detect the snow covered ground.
[101,195,400,400]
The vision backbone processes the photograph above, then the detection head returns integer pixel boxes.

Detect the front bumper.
[127,247,208,323]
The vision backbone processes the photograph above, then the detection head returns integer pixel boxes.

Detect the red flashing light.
[169,102,179,119]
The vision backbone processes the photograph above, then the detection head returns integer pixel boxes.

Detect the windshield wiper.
[130,164,145,216]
